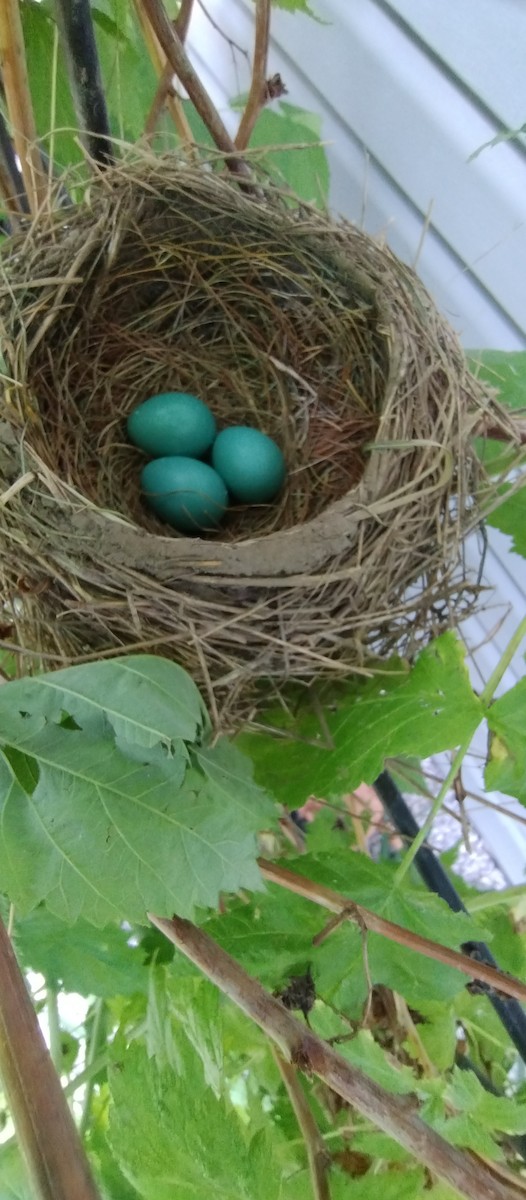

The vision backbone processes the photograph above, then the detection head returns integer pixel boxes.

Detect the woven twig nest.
[0,153,505,718]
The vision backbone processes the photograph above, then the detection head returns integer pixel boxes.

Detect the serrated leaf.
[145,964,182,1072]
[338,1031,415,1095]
[446,1066,526,1134]
[165,976,225,1097]
[486,484,526,559]
[14,907,148,997]
[108,1041,287,1200]
[413,1002,457,1070]
[486,676,526,804]
[0,656,207,751]
[430,1112,503,1161]
[351,1130,411,1164]
[194,738,277,832]
[206,888,319,986]
[0,1140,34,1200]
[328,1169,425,1200]
[0,751,50,913]
[238,633,483,809]
[0,726,270,924]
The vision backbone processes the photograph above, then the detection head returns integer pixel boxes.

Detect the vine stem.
[0,0,48,213]
[272,1047,331,1200]
[393,612,526,887]
[258,859,526,1002]
[149,910,524,1200]
[466,885,526,913]
[137,0,252,177]
[134,0,196,144]
[0,914,101,1200]
[79,999,106,1139]
[235,0,271,150]
[479,613,526,705]
[46,987,62,1074]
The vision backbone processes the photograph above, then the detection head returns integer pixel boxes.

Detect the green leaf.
[329,1170,426,1200]
[20,2,85,172]
[145,963,182,1072]
[108,1041,289,1200]
[261,0,319,12]
[467,350,526,410]
[207,852,483,1012]
[0,726,271,924]
[413,1002,457,1070]
[485,676,526,804]
[0,656,208,751]
[0,751,47,913]
[0,1141,34,1200]
[92,6,158,143]
[246,103,330,207]
[430,1112,502,1160]
[486,484,526,559]
[350,1130,412,1164]
[238,633,483,809]
[468,351,526,555]
[165,976,225,1096]
[14,907,148,997]
[194,738,276,837]
[337,1031,415,1095]
[445,1066,526,1134]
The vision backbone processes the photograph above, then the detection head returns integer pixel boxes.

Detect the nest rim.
[0,150,504,717]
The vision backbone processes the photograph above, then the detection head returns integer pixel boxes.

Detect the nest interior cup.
[0,153,499,718]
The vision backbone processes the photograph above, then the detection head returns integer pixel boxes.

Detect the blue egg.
[212,427,286,504]
[127,392,216,458]
[141,457,228,533]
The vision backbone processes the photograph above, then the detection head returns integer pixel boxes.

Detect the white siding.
[189,0,526,349]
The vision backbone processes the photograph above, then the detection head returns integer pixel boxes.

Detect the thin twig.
[0,914,101,1200]
[141,0,196,141]
[79,999,106,1139]
[138,0,251,176]
[149,911,525,1200]
[235,0,271,150]
[258,859,526,1003]
[0,0,48,213]
[272,1047,331,1200]
[196,0,249,61]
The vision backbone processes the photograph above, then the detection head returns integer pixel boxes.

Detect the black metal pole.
[374,769,526,1067]
[53,0,113,167]
[0,105,29,216]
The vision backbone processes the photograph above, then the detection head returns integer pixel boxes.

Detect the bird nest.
[0,152,507,721]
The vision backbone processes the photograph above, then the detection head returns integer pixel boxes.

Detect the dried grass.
[0,150,512,721]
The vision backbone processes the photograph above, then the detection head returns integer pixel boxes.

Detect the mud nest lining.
[0,152,505,720]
